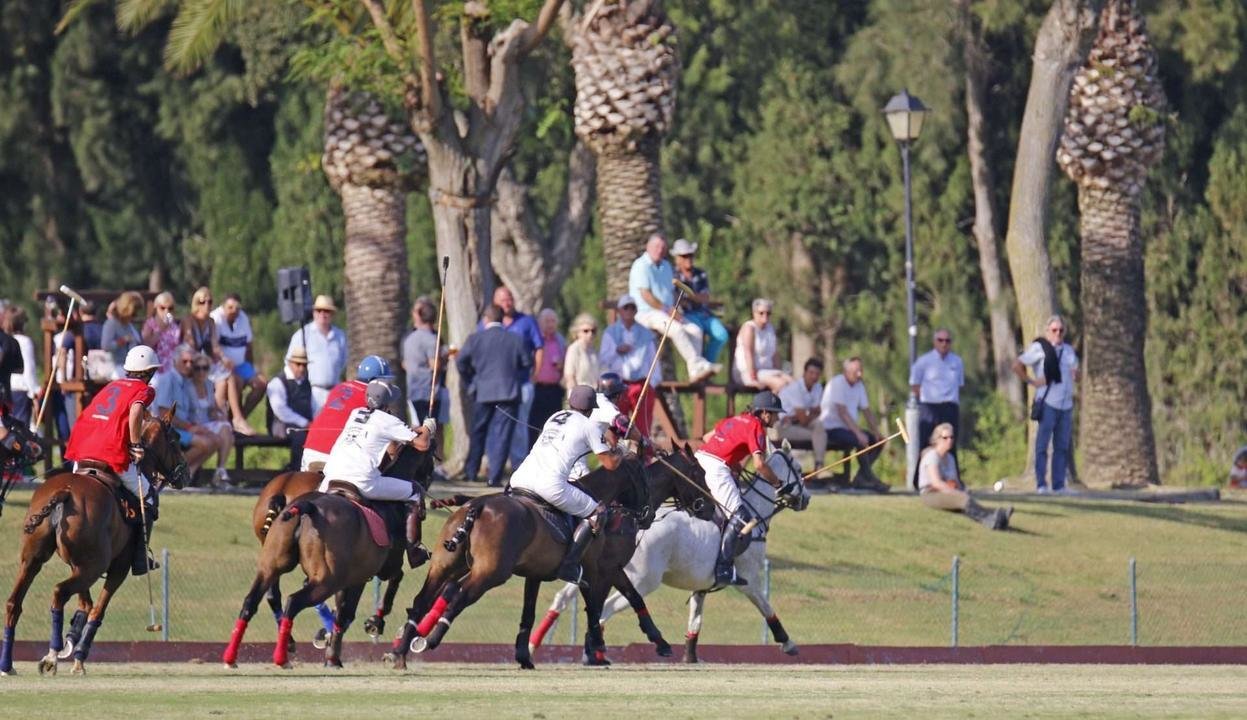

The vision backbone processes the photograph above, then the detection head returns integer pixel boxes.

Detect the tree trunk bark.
[789,234,817,374]
[340,183,410,377]
[597,139,664,300]
[818,262,847,372]
[1076,186,1158,488]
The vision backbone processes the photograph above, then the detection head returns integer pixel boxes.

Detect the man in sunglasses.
[1013,315,1080,493]
[909,328,965,487]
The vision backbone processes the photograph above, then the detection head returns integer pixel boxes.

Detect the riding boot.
[556,518,595,588]
[405,502,429,568]
[712,515,750,590]
[963,498,999,529]
[131,510,159,576]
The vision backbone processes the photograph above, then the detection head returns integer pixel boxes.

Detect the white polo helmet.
[123,345,161,372]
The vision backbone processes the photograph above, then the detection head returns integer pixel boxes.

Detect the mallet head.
[58,285,88,307]
[146,623,163,632]
[895,417,910,445]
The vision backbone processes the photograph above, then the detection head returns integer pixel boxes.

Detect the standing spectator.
[153,344,220,482]
[820,357,888,492]
[403,296,449,424]
[287,294,348,414]
[76,302,104,351]
[1012,314,1080,493]
[4,307,38,426]
[211,293,265,435]
[599,295,659,440]
[629,233,721,383]
[910,328,965,476]
[457,305,531,486]
[101,291,144,379]
[266,347,313,473]
[733,297,794,393]
[489,286,543,466]
[187,352,236,487]
[671,238,729,364]
[49,304,75,439]
[141,291,182,373]
[918,423,1012,529]
[563,313,600,389]
[529,308,568,446]
[774,358,826,474]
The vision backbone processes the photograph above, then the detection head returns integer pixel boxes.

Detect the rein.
[652,453,726,517]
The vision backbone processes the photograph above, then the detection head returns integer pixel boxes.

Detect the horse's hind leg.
[223,567,284,668]
[417,567,509,653]
[325,585,364,668]
[615,573,671,657]
[737,576,796,655]
[528,582,578,653]
[514,577,542,670]
[70,566,127,675]
[38,568,94,675]
[684,591,706,664]
[273,582,333,668]
[364,571,403,638]
[61,592,94,661]
[1,533,58,675]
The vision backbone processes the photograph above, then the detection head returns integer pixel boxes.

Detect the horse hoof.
[57,641,75,660]
[311,628,329,650]
[224,662,238,670]
[286,637,297,653]
[0,669,14,677]
[410,636,429,654]
[277,661,293,670]
[683,654,698,665]
[71,660,85,675]
[382,652,406,670]
[582,651,611,667]
[363,616,384,638]
[656,641,673,658]
[518,660,535,670]
[782,641,799,656]
[323,660,343,669]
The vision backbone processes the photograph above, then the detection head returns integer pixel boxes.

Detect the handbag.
[1029,390,1047,421]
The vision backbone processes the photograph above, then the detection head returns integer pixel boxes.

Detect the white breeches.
[509,472,598,518]
[317,474,418,502]
[76,462,148,499]
[300,448,330,471]
[695,451,742,516]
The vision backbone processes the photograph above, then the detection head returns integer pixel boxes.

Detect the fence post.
[951,555,960,648]
[1129,557,1138,647]
[761,558,771,644]
[161,548,170,642]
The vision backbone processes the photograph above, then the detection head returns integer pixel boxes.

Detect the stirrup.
[711,566,747,591]
[406,543,430,569]
[557,563,588,590]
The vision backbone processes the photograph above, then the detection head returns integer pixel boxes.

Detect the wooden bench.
[232,433,292,473]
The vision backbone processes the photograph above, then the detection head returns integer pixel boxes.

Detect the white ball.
[993,480,1004,493]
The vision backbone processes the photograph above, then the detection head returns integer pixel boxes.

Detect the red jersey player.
[299,355,394,470]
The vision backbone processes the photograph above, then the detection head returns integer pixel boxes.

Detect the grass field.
[2,488,1247,648]
[2,663,1246,719]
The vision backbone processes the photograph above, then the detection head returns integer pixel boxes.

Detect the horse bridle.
[738,450,805,538]
[138,417,187,491]
[651,451,718,519]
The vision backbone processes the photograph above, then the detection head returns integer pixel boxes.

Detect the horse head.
[766,439,811,512]
[1,413,44,465]
[141,406,190,490]
[646,444,714,523]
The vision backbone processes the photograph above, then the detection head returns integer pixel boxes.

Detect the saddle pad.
[347,498,391,548]
[510,493,574,545]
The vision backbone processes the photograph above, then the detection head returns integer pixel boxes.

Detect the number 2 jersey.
[320,406,416,488]
[303,380,368,455]
[65,378,156,471]
[509,410,609,518]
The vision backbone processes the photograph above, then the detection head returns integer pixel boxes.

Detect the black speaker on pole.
[277,267,313,325]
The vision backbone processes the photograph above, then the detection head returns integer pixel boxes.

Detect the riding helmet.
[365,380,397,409]
[597,372,626,400]
[123,345,161,372]
[357,355,394,381]
[750,390,784,415]
[568,384,597,412]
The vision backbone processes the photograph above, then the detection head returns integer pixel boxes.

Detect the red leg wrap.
[529,610,559,649]
[415,596,449,637]
[223,618,248,665]
[273,617,294,666]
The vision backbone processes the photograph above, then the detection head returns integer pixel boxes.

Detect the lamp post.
[883,89,929,489]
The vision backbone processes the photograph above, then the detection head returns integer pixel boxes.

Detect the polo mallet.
[427,256,450,412]
[134,480,162,632]
[802,417,911,482]
[624,286,688,439]
[33,285,85,431]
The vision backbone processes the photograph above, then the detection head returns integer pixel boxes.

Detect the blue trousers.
[507,382,534,467]
[466,399,518,487]
[1035,406,1074,490]
[685,309,729,363]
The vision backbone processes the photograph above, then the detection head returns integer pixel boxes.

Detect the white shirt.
[1018,341,1080,411]
[322,407,416,486]
[918,448,958,491]
[778,377,822,423]
[598,322,660,383]
[510,409,610,505]
[820,374,869,431]
[909,349,964,404]
[9,333,37,396]
[210,308,253,367]
[288,322,349,389]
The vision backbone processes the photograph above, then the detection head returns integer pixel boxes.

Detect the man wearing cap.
[628,233,722,383]
[287,294,348,413]
[211,293,267,435]
[509,384,622,587]
[696,392,789,589]
[671,238,729,364]
[598,295,659,439]
[266,347,314,471]
[457,304,532,486]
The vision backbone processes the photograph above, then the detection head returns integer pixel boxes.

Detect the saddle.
[72,462,147,528]
[325,480,402,548]
[506,487,576,545]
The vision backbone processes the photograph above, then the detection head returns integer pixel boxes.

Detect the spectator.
[4,306,38,426]
[909,328,965,477]
[599,295,659,440]
[530,308,568,446]
[457,304,531,486]
[182,287,224,366]
[287,294,348,413]
[76,301,104,351]
[266,347,313,472]
[153,344,221,482]
[1230,447,1247,489]
[403,296,449,424]
[1012,314,1080,493]
[101,291,144,379]
[671,238,729,364]
[141,291,182,373]
[0,302,19,408]
[629,233,721,383]
[489,286,542,465]
[563,313,600,389]
[186,351,236,487]
[820,357,888,493]
[774,358,826,474]
[733,297,794,393]
[49,304,75,440]
[211,293,265,435]
[919,423,1012,530]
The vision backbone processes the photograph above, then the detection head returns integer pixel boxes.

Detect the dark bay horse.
[0,409,188,676]
[0,414,44,517]
[385,449,709,670]
[224,444,433,668]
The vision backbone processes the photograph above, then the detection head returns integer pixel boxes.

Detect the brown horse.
[0,408,188,676]
[384,449,708,670]
[224,444,433,668]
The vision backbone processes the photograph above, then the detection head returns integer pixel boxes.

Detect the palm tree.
[1056,0,1166,488]
[565,0,679,298]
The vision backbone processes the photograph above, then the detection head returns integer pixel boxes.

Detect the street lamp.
[883,89,929,489]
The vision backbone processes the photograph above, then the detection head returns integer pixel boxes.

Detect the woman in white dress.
[732,297,793,393]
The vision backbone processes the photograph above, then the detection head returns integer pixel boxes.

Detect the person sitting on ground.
[508,385,623,587]
[733,297,794,394]
[696,391,790,590]
[210,293,266,435]
[301,355,394,471]
[774,358,827,475]
[153,344,222,484]
[563,313,600,389]
[266,348,314,472]
[186,352,237,488]
[319,380,437,568]
[918,423,1012,530]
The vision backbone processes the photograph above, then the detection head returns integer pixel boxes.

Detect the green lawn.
[2,489,1246,648]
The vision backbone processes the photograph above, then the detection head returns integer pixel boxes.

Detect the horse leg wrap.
[49,608,65,653]
[415,596,450,637]
[315,602,336,634]
[67,610,87,644]
[684,631,699,663]
[223,618,249,665]
[529,610,559,649]
[73,620,101,662]
[0,626,15,673]
[766,614,790,644]
[273,618,294,666]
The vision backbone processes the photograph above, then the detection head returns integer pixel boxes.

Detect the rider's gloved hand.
[128,443,145,463]
[420,417,438,441]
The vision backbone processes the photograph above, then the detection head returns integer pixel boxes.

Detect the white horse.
[530,445,811,662]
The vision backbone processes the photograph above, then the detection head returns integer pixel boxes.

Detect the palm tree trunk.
[340,183,410,375]
[598,139,664,299]
[1076,185,1158,487]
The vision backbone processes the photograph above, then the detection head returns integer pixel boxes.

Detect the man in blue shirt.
[489,286,543,466]
[628,234,721,383]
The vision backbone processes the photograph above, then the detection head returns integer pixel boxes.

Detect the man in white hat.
[628,233,722,383]
[671,238,729,364]
[287,294,348,412]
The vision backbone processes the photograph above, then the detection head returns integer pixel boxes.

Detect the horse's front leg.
[325,585,364,668]
[614,572,671,657]
[684,591,706,664]
[514,577,542,670]
[581,573,612,667]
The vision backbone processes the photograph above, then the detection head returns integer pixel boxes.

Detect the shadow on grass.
[1043,500,1247,534]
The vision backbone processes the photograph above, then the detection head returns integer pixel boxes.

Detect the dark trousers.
[529,383,566,447]
[825,428,880,477]
[465,399,518,487]
[9,394,32,426]
[919,401,960,472]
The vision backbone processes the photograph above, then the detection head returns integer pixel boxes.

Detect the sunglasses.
[194,298,210,305]
[1048,327,1065,334]
[156,304,172,311]
[582,328,597,334]
[935,338,951,344]
[939,435,954,440]
[193,364,210,371]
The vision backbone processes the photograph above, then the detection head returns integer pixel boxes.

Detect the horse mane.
[576,455,646,508]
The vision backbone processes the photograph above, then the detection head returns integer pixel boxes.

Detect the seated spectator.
[530,308,567,447]
[733,297,794,393]
[629,233,721,383]
[671,238,729,364]
[563,313,600,389]
[820,357,888,493]
[4,306,37,425]
[186,352,236,487]
[211,293,266,435]
[101,291,144,380]
[773,358,826,474]
[599,295,660,439]
[267,348,313,472]
[154,344,221,483]
[918,423,1012,530]
[287,294,347,413]
[403,296,449,424]
[1231,447,1247,489]
[142,291,182,374]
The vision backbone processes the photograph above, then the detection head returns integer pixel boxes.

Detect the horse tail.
[442,501,482,553]
[280,497,317,523]
[261,494,287,539]
[428,494,472,511]
[24,489,72,535]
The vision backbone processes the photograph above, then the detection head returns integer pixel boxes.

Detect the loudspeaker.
[277,267,313,325]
